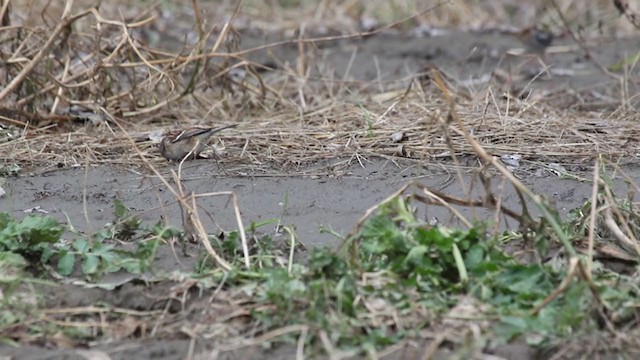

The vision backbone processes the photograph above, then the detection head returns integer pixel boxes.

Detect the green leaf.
[119,258,142,274]
[73,238,90,253]
[91,242,115,257]
[0,213,13,229]
[153,222,181,240]
[465,245,484,270]
[403,245,427,266]
[498,266,550,295]
[17,216,63,243]
[496,315,530,340]
[452,243,467,283]
[0,251,27,282]
[82,254,100,274]
[113,198,129,219]
[57,251,75,276]
[0,215,62,252]
[93,228,113,242]
[309,248,348,279]
[40,245,54,263]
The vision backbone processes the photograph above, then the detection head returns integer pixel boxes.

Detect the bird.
[158,124,237,161]
[517,26,554,56]
[512,25,555,77]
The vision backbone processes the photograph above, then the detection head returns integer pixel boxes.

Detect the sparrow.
[158,124,237,161]
[517,26,554,56]
[512,25,556,77]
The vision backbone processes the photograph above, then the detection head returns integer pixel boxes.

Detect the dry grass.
[0,0,638,176]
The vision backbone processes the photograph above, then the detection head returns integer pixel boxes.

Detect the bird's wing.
[172,127,212,143]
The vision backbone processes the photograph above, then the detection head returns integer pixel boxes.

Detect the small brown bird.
[513,25,555,76]
[159,124,237,161]
[518,26,554,56]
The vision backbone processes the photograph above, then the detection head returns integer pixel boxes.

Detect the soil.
[2,14,640,360]
[4,160,640,251]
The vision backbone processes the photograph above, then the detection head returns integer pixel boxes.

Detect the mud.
[5,160,638,250]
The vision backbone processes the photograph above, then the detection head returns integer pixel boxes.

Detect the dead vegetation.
[0,0,638,175]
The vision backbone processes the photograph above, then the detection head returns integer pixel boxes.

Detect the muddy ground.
[4,159,640,251]
[2,14,640,360]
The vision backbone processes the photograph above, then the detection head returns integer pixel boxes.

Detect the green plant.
[0,213,63,265]
[53,200,170,278]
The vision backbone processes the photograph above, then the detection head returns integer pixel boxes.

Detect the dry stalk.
[530,257,615,333]
[604,206,640,256]
[431,67,470,200]
[218,324,310,352]
[282,225,297,274]
[412,182,525,224]
[170,172,232,271]
[413,187,472,228]
[597,173,640,256]
[0,4,93,102]
[296,326,308,360]
[195,191,249,269]
[0,0,10,27]
[586,158,600,275]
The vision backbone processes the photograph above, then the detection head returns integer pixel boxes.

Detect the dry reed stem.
[195,191,250,269]
[186,192,233,271]
[586,158,600,275]
[170,166,234,271]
